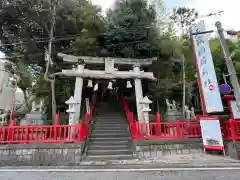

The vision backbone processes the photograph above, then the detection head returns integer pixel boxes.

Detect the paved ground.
[0,170,240,180]
[80,153,240,166]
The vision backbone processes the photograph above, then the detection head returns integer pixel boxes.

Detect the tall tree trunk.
[22,89,30,111]
[51,79,56,122]
[44,0,58,121]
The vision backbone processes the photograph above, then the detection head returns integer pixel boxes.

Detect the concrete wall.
[0,142,85,166]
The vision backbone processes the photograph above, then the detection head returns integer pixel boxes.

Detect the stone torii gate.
[57,53,157,124]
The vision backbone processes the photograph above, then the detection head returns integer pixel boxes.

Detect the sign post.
[197,116,225,154]
[191,20,223,113]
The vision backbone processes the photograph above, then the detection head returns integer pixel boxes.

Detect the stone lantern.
[140,96,152,136]
[140,96,152,123]
[65,96,80,125]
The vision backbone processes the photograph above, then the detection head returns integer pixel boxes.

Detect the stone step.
[85,154,133,161]
[94,125,127,129]
[90,137,131,144]
[89,145,129,151]
[95,118,125,120]
[94,123,126,126]
[94,121,126,124]
[92,129,128,132]
[93,126,127,130]
[90,140,129,146]
[91,132,129,136]
[95,115,123,117]
[91,134,129,138]
[87,149,132,156]
[93,129,128,133]
[94,122,126,124]
[95,119,125,121]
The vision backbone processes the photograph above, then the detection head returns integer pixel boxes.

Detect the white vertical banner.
[192,20,223,113]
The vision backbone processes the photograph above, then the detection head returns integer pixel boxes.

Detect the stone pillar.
[73,64,84,123]
[133,65,144,123]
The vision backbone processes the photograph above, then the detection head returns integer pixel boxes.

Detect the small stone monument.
[166,99,172,111]
[20,100,45,126]
[164,99,181,122]
[185,105,191,120]
[190,107,196,120]
[31,101,36,112]
[172,100,177,110]
[19,100,46,140]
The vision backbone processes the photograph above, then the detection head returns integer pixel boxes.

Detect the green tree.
[100,0,160,58]
[170,6,198,36]
[99,0,187,113]
[0,0,104,119]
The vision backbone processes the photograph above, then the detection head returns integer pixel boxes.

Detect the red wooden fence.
[0,93,98,144]
[120,95,240,142]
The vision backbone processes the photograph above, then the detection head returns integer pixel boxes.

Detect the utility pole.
[215,21,240,110]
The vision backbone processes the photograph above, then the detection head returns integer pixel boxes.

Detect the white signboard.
[230,100,240,119]
[192,20,223,113]
[200,118,224,150]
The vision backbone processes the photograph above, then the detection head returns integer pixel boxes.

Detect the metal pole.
[215,21,240,109]
[222,73,227,84]
[182,55,186,118]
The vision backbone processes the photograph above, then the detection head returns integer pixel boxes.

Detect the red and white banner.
[192,20,223,113]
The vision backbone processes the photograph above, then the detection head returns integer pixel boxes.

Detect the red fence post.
[53,114,59,140]
[54,124,57,141]
[175,120,181,138]
[156,112,161,135]
[78,123,83,142]
[131,122,139,140]
[229,119,238,142]
[25,125,29,143]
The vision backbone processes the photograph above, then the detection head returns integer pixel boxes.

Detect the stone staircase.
[86,102,133,160]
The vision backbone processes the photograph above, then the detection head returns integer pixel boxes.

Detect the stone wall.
[226,141,240,160]
[0,142,85,166]
[133,139,203,158]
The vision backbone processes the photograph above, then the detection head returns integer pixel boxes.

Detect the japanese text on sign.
[192,20,223,113]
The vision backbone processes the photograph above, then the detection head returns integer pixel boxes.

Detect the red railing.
[119,95,240,142]
[221,119,240,142]
[0,123,87,143]
[131,121,201,140]
[0,92,98,144]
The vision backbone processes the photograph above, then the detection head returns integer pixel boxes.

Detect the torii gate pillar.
[133,65,144,123]
[73,63,84,123]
